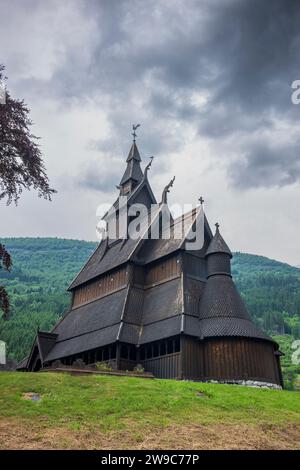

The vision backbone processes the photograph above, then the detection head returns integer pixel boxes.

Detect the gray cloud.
[78,164,120,193]
[228,140,300,189]
[31,0,299,190]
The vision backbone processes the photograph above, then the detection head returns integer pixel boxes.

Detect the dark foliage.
[0,65,56,205]
[0,64,55,319]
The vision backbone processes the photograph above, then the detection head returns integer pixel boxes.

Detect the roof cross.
[215,222,220,232]
[199,196,204,205]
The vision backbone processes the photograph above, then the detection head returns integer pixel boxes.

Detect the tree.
[0,64,56,318]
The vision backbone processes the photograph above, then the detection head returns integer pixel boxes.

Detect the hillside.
[0,372,299,449]
[0,238,300,388]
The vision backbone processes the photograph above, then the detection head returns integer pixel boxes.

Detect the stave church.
[19,130,283,387]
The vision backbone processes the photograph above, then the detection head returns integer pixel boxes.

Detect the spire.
[126,141,141,162]
[119,125,143,190]
[206,223,232,258]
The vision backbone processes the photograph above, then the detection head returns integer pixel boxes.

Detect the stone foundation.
[206,379,282,390]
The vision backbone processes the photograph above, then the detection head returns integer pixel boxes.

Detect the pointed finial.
[199,196,204,205]
[161,176,176,204]
[215,222,220,232]
[144,156,154,178]
[132,124,141,142]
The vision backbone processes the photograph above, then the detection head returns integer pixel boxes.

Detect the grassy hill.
[0,372,299,449]
[0,238,299,388]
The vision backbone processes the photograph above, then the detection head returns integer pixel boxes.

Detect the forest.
[0,237,299,388]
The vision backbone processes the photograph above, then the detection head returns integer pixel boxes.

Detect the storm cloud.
[19,0,300,188]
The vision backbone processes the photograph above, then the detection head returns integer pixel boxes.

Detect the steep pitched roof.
[126,141,141,162]
[206,227,232,257]
[139,315,182,344]
[198,317,273,341]
[120,142,143,185]
[141,277,183,325]
[45,325,120,361]
[199,275,251,321]
[68,237,138,289]
[198,263,276,344]
[45,289,128,361]
[137,208,212,264]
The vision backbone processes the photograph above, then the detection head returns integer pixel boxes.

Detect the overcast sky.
[0,0,300,266]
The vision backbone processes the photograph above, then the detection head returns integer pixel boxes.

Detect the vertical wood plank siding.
[182,336,280,384]
[72,256,181,309]
[142,352,181,379]
[183,253,207,279]
[145,256,180,287]
[72,266,128,308]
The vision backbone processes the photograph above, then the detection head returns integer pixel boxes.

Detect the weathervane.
[132,124,141,142]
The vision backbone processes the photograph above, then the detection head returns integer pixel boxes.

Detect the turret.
[200,223,251,322]
[206,222,232,278]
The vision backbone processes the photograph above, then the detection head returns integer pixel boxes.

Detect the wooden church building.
[20,133,283,386]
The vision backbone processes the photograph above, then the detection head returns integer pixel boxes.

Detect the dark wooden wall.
[183,252,207,280]
[184,277,206,316]
[142,353,181,379]
[144,256,180,287]
[72,254,181,309]
[72,266,128,308]
[181,336,281,385]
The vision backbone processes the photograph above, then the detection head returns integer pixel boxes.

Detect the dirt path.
[0,419,299,450]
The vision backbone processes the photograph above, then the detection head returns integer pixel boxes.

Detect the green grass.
[0,372,299,433]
